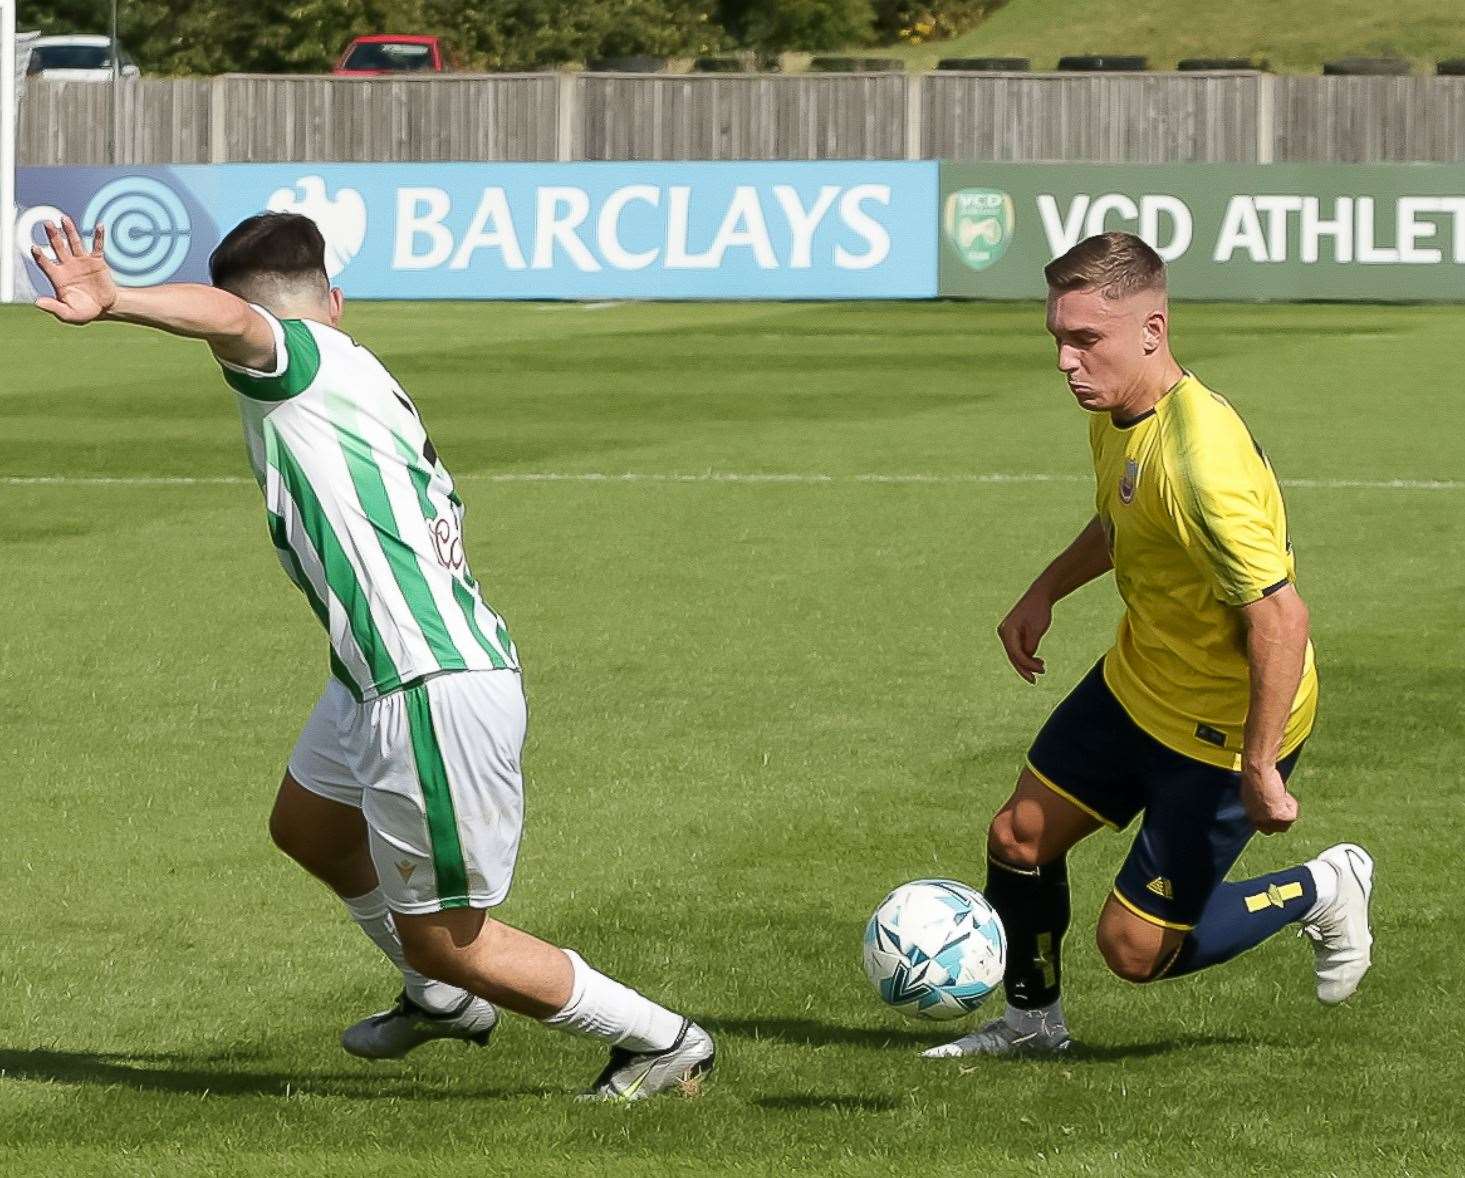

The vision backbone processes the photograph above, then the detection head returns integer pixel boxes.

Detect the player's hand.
[31,215,117,325]
[1240,764,1299,834]
[997,588,1053,683]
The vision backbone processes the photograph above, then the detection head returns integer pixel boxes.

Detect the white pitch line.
[1283,476,1462,491]
[2,475,252,486]
[1,472,1460,491]
[465,471,1089,486]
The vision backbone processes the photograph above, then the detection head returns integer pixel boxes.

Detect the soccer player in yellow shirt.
[927,232,1374,1058]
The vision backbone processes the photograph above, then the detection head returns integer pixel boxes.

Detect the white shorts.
[287,670,527,915]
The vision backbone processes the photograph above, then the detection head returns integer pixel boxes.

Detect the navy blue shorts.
[1026,659,1303,930]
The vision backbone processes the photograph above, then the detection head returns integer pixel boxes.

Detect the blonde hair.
[1044,232,1166,299]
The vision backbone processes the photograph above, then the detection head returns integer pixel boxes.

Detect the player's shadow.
[0,1047,549,1101]
[756,1094,901,1113]
[1065,1034,1256,1062]
[698,1015,943,1050]
[700,1017,1253,1060]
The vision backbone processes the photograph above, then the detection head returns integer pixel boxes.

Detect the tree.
[717,0,874,52]
[871,0,1002,45]
[427,0,720,71]
[20,0,399,72]
[21,0,989,75]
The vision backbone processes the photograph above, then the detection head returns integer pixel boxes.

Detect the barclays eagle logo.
[266,177,368,278]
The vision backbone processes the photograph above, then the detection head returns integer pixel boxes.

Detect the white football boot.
[922,1010,1072,1059]
[1301,843,1375,1005]
[582,1019,715,1101]
[341,990,499,1060]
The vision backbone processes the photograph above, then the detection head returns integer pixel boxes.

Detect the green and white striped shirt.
[221,306,518,700]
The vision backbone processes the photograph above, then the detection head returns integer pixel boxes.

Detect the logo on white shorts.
[396,860,417,883]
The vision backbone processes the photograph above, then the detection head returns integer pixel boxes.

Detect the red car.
[333,35,456,77]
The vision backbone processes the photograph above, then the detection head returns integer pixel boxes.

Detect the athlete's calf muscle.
[394,909,574,1019]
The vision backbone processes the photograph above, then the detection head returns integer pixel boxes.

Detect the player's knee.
[987,810,1043,869]
[1096,927,1165,984]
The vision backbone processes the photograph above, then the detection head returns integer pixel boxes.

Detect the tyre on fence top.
[586,55,668,73]
[1177,57,1268,71]
[1437,59,1465,76]
[693,56,747,73]
[936,57,1030,71]
[807,56,906,72]
[1057,55,1148,72]
[1322,57,1411,75]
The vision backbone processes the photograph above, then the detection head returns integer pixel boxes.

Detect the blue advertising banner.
[15,162,939,300]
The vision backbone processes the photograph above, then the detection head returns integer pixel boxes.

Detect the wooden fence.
[18,71,1465,166]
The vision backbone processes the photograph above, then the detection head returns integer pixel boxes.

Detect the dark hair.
[209,212,328,295]
[1044,231,1166,299]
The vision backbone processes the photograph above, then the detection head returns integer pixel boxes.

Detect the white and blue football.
[863,879,1006,1021]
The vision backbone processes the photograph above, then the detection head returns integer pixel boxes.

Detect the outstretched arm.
[996,515,1112,683]
[31,215,276,371]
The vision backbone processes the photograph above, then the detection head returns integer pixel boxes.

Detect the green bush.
[433,0,722,70]
[21,0,723,73]
[716,0,876,52]
[20,0,998,73]
[873,0,1004,45]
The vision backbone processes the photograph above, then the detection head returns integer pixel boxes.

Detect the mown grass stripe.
[3,473,1462,491]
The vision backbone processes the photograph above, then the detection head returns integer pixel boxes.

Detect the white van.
[27,35,140,81]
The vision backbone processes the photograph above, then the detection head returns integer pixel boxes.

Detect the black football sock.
[985,852,1070,1009]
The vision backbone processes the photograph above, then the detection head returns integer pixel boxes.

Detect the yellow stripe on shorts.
[1111,887,1196,931]
[1024,760,1120,830]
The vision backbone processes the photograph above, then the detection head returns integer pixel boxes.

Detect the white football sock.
[543,949,683,1053]
[1304,858,1340,922]
[341,889,470,1015]
[1004,999,1065,1032]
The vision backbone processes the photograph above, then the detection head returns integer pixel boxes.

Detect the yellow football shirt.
[1090,372,1317,770]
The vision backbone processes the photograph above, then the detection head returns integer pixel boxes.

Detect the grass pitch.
[880,0,1465,73]
[1,299,1462,1176]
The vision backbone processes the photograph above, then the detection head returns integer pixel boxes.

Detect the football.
[863,879,1006,1021]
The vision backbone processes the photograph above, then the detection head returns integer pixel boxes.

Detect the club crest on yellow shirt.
[1119,458,1140,504]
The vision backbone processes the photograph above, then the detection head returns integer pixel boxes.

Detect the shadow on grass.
[0,1047,551,1101]
[699,1016,940,1049]
[700,1016,1256,1060]
[756,1094,901,1113]
[1065,1035,1257,1062]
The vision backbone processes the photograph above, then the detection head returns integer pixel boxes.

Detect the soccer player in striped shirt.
[31,212,713,1100]
[927,232,1374,1058]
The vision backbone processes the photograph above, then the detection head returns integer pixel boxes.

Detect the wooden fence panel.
[923,72,1261,162]
[19,73,1465,167]
[576,74,909,159]
[1274,77,1465,162]
[210,75,559,163]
